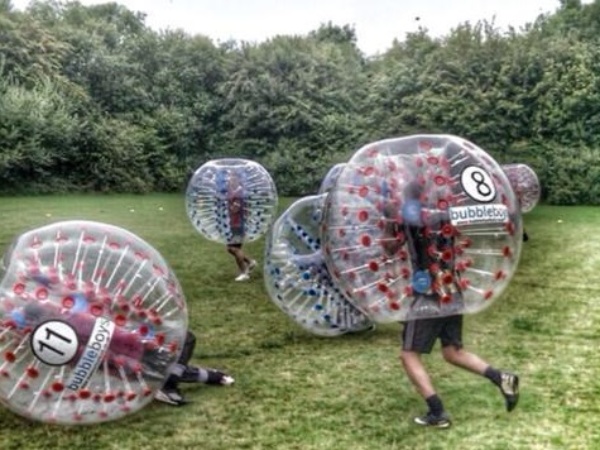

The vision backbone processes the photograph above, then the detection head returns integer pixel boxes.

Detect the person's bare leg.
[441,346,488,375]
[401,350,450,426]
[227,246,247,273]
[400,350,436,398]
[442,345,520,412]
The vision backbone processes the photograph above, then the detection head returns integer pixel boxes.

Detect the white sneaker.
[235,273,250,281]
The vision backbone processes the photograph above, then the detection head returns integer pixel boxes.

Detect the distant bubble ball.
[185,159,278,245]
[318,163,346,196]
[501,163,541,213]
[0,221,188,425]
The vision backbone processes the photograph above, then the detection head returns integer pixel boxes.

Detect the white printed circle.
[30,320,79,366]
[460,166,496,203]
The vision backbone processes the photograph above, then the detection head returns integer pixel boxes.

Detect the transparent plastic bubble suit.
[322,135,523,323]
[185,158,278,245]
[501,164,541,213]
[0,221,187,425]
[264,195,372,336]
[318,163,346,196]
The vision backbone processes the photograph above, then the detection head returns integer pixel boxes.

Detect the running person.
[385,181,519,429]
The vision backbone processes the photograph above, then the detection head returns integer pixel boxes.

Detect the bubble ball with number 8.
[321,134,524,323]
[0,221,188,425]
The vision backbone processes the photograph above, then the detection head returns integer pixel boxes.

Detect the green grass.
[0,194,599,450]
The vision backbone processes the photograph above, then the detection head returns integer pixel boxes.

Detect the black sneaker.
[155,385,187,406]
[413,411,452,428]
[206,369,235,386]
[500,372,519,412]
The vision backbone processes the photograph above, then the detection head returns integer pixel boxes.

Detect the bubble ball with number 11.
[0,221,188,425]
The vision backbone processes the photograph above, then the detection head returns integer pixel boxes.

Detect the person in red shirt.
[226,179,256,281]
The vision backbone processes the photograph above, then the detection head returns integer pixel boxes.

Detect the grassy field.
[0,194,598,450]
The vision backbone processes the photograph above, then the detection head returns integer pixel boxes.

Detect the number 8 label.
[460,166,496,203]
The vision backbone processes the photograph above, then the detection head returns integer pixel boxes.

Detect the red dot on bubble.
[361,235,372,247]
[442,224,454,237]
[13,283,25,295]
[378,283,388,293]
[505,222,515,235]
[435,176,446,186]
[368,261,379,272]
[51,382,64,393]
[484,290,494,300]
[503,246,512,257]
[79,388,91,399]
[358,210,369,222]
[62,297,74,309]
[155,333,166,346]
[389,302,400,311]
[358,186,369,198]
[114,314,127,327]
[35,288,48,300]
[442,250,453,262]
[26,367,39,378]
[4,352,16,363]
[90,304,104,316]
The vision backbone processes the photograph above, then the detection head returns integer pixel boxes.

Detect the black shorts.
[227,243,242,249]
[402,315,463,354]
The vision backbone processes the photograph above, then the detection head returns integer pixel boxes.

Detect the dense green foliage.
[1,0,600,202]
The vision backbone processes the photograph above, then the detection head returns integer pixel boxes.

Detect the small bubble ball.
[264,195,373,336]
[0,221,188,425]
[318,163,346,196]
[185,158,278,245]
[321,135,523,322]
[501,163,541,213]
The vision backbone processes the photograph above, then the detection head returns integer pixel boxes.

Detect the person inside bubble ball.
[14,301,233,407]
[155,330,235,406]
[225,178,257,282]
[383,177,519,429]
